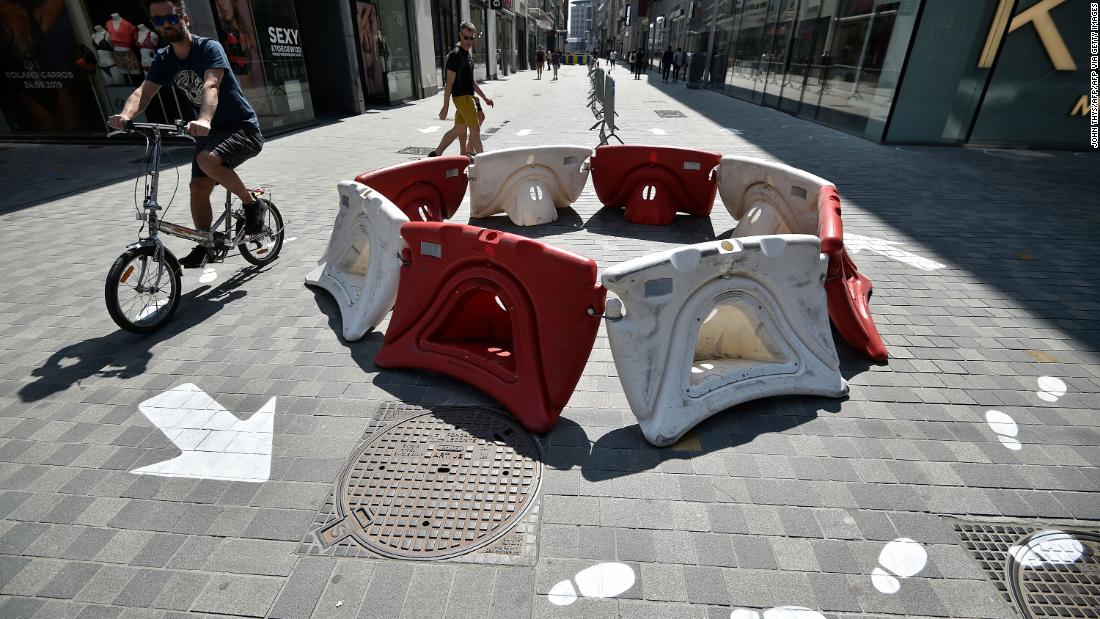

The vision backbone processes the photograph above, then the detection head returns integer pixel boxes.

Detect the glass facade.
[707,0,921,140]
[353,0,416,104]
[0,0,315,137]
[704,0,1089,148]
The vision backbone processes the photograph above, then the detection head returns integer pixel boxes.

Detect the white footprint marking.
[871,538,927,594]
[731,607,826,619]
[198,267,218,284]
[548,562,635,606]
[1036,376,1067,403]
[985,410,1022,450]
[1009,530,1084,567]
[285,236,298,242]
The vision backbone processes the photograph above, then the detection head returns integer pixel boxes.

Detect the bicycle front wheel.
[105,246,182,334]
[239,202,284,266]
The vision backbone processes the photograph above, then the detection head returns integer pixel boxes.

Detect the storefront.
[350,0,417,104]
[703,0,1090,149]
[0,0,316,138]
[494,0,517,76]
[469,0,489,80]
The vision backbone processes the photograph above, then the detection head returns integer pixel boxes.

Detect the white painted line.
[1036,375,1067,402]
[515,129,533,136]
[418,126,441,133]
[131,383,275,483]
[871,538,927,594]
[985,410,1022,450]
[731,607,828,619]
[648,128,667,135]
[545,562,635,606]
[721,127,744,135]
[198,267,217,284]
[1009,530,1084,566]
[845,234,946,271]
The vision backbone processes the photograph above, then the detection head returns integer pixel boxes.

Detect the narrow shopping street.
[0,63,1098,618]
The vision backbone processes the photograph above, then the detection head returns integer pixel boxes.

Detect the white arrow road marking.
[515,129,533,136]
[845,234,946,271]
[648,128,667,135]
[131,383,274,482]
[418,126,441,133]
[721,127,743,135]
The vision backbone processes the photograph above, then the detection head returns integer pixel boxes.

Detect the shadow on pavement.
[582,206,716,243]
[547,395,845,482]
[468,207,584,239]
[19,265,266,402]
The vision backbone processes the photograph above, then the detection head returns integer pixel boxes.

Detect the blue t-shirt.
[146,35,259,131]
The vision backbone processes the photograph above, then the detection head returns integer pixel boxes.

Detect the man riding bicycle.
[107,0,268,269]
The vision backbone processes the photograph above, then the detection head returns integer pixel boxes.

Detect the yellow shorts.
[453,95,480,127]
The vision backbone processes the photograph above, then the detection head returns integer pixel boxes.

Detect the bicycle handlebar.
[108,119,194,141]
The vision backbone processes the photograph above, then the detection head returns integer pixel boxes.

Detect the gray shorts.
[192,124,263,179]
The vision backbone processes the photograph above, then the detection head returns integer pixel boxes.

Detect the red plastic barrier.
[818,186,888,362]
[375,222,606,432]
[590,145,722,225]
[355,157,469,222]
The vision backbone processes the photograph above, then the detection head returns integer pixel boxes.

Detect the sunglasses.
[462,34,475,41]
[151,14,182,26]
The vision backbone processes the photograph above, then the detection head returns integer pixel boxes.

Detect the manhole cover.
[398,146,435,155]
[951,520,1100,617]
[299,402,543,564]
[654,109,686,118]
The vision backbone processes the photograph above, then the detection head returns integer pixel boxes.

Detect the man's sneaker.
[178,244,210,269]
[242,197,268,235]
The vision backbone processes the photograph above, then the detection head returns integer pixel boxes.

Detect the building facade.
[692,0,1090,149]
[0,0,548,139]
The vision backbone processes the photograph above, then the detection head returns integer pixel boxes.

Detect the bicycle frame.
[119,122,264,253]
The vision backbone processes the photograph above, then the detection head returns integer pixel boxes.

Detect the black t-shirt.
[146,35,258,131]
[445,46,475,97]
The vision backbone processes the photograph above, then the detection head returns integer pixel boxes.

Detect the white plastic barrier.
[601,235,848,447]
[714,155,832,237]
[468,145,593,226]
[305,181,408,341]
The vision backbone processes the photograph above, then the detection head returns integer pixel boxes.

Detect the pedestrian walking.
[535,47,545,79]
[429,20,493,158]
[628,48,636,75]
[608,49,617,72]
[551,49,561,80]
[661,46,673,82]
[634,49,646,79]
[672,47,684,83]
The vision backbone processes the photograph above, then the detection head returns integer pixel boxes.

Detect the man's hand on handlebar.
[107,115,130,130]
[186,119,211,137]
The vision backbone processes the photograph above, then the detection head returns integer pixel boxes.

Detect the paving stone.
[38,561,102,599]
[112,568,173,607]
[313,560,374,619]
[397,564,456,619]
[203,538,298,577]
[640,563,688,602]
[128,533,187,568]
[682,566,731,606]
[150,571,212,611]
[487,566,536,619]
[191,574,283,617]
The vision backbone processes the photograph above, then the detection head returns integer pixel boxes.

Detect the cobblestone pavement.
[0,64,1098,619]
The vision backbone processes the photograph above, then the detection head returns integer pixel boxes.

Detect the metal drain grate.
[654,109,686,118]
[951,520,1100,617]
[299,402,543,565]
[398,146,435,155]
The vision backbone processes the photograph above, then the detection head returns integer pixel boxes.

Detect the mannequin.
[136,24,160,71]
[105,13,141,81]
[92,25,122,85]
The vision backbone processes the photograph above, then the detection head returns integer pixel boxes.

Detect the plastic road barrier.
[354,156,469,222]
[715,156,887,361]
[601,236,849,447]
[375,222,606,433]
[468,146,592,226]
[305,181,408,341]
[591,145,721,225]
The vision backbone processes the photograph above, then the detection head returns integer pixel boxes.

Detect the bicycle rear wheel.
[105,246,182,334]
[239,202,284,266]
